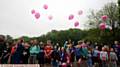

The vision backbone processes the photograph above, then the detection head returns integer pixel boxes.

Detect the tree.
[85,2,120,45]
[118,0,120,25]
[35,29,88,46]
[6,35,13,43]
[87,2,119,29]
[22,36,30,42]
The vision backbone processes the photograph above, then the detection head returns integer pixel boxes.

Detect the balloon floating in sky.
[68,14,74,20]
[99,22,106,30]
[78,10,83,15]
[31,9,35,14]
[48,15,53,20]
[101,15,108,21]
[43,4,48,10]
[35,12,40,19]
[74,21,79,27]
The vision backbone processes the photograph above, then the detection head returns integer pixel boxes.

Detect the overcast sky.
[0,0,117,38]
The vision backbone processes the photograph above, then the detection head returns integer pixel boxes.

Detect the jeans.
[109,61,117,67]
[101,61,108,67]
[87,59,92,67]
[52,60,59,67]
[29,55,37,64]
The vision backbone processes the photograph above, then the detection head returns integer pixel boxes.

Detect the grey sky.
[0,0,117,38]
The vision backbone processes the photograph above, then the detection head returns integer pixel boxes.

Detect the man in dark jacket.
[0,35,6,63]
[12,38,24,64]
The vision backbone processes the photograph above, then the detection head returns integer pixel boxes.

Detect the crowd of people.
[0,35,120,67]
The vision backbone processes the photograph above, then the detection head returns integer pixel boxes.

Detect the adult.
[1,42,11,64]
[75,41,83,67]
[112,41,120,62]
[0,35,6,63]
[112,41,119,53]
[51,46,60,67]
[22,42,30,64]
[37,45,45,67]
[11,38,24,64]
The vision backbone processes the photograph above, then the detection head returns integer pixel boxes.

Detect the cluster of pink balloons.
[31,9,40,19]
[68,10,83,27]
[99,15,112,31]
[31,4,54,21]
[31,4,84,28]
[68,10,83,20]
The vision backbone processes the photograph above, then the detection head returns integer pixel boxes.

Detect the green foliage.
[22,36,30,42]
[36,29,87,46]
[6,35,13,43]
[3,28,118,46]
[118,0,120,25]
[87,2,119,29]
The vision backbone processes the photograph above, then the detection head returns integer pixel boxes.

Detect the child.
[59,47,69,67]
[109,48,118,67]
[100,47,108,67]
[51,46,60,67]
[92,46,100,66]
[87,50,92,67]
[11,39,24,64]
[75,41,83,67]
[66,44,75,67]
[80,46,88,67]
[1,43,11,64]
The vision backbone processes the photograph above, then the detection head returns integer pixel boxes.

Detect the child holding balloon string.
[59,47,70,67]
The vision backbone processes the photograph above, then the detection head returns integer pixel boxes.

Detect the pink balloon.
[35,13,40,19]
[78,10,83,15]
[101,15,108,21]
[48,15,53,20]
[31,9,35,14]
[68,14,74,20]
[43,4,48,10]
[99,22,106,30]
[61,63,67,67]
[74,21,79,27]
